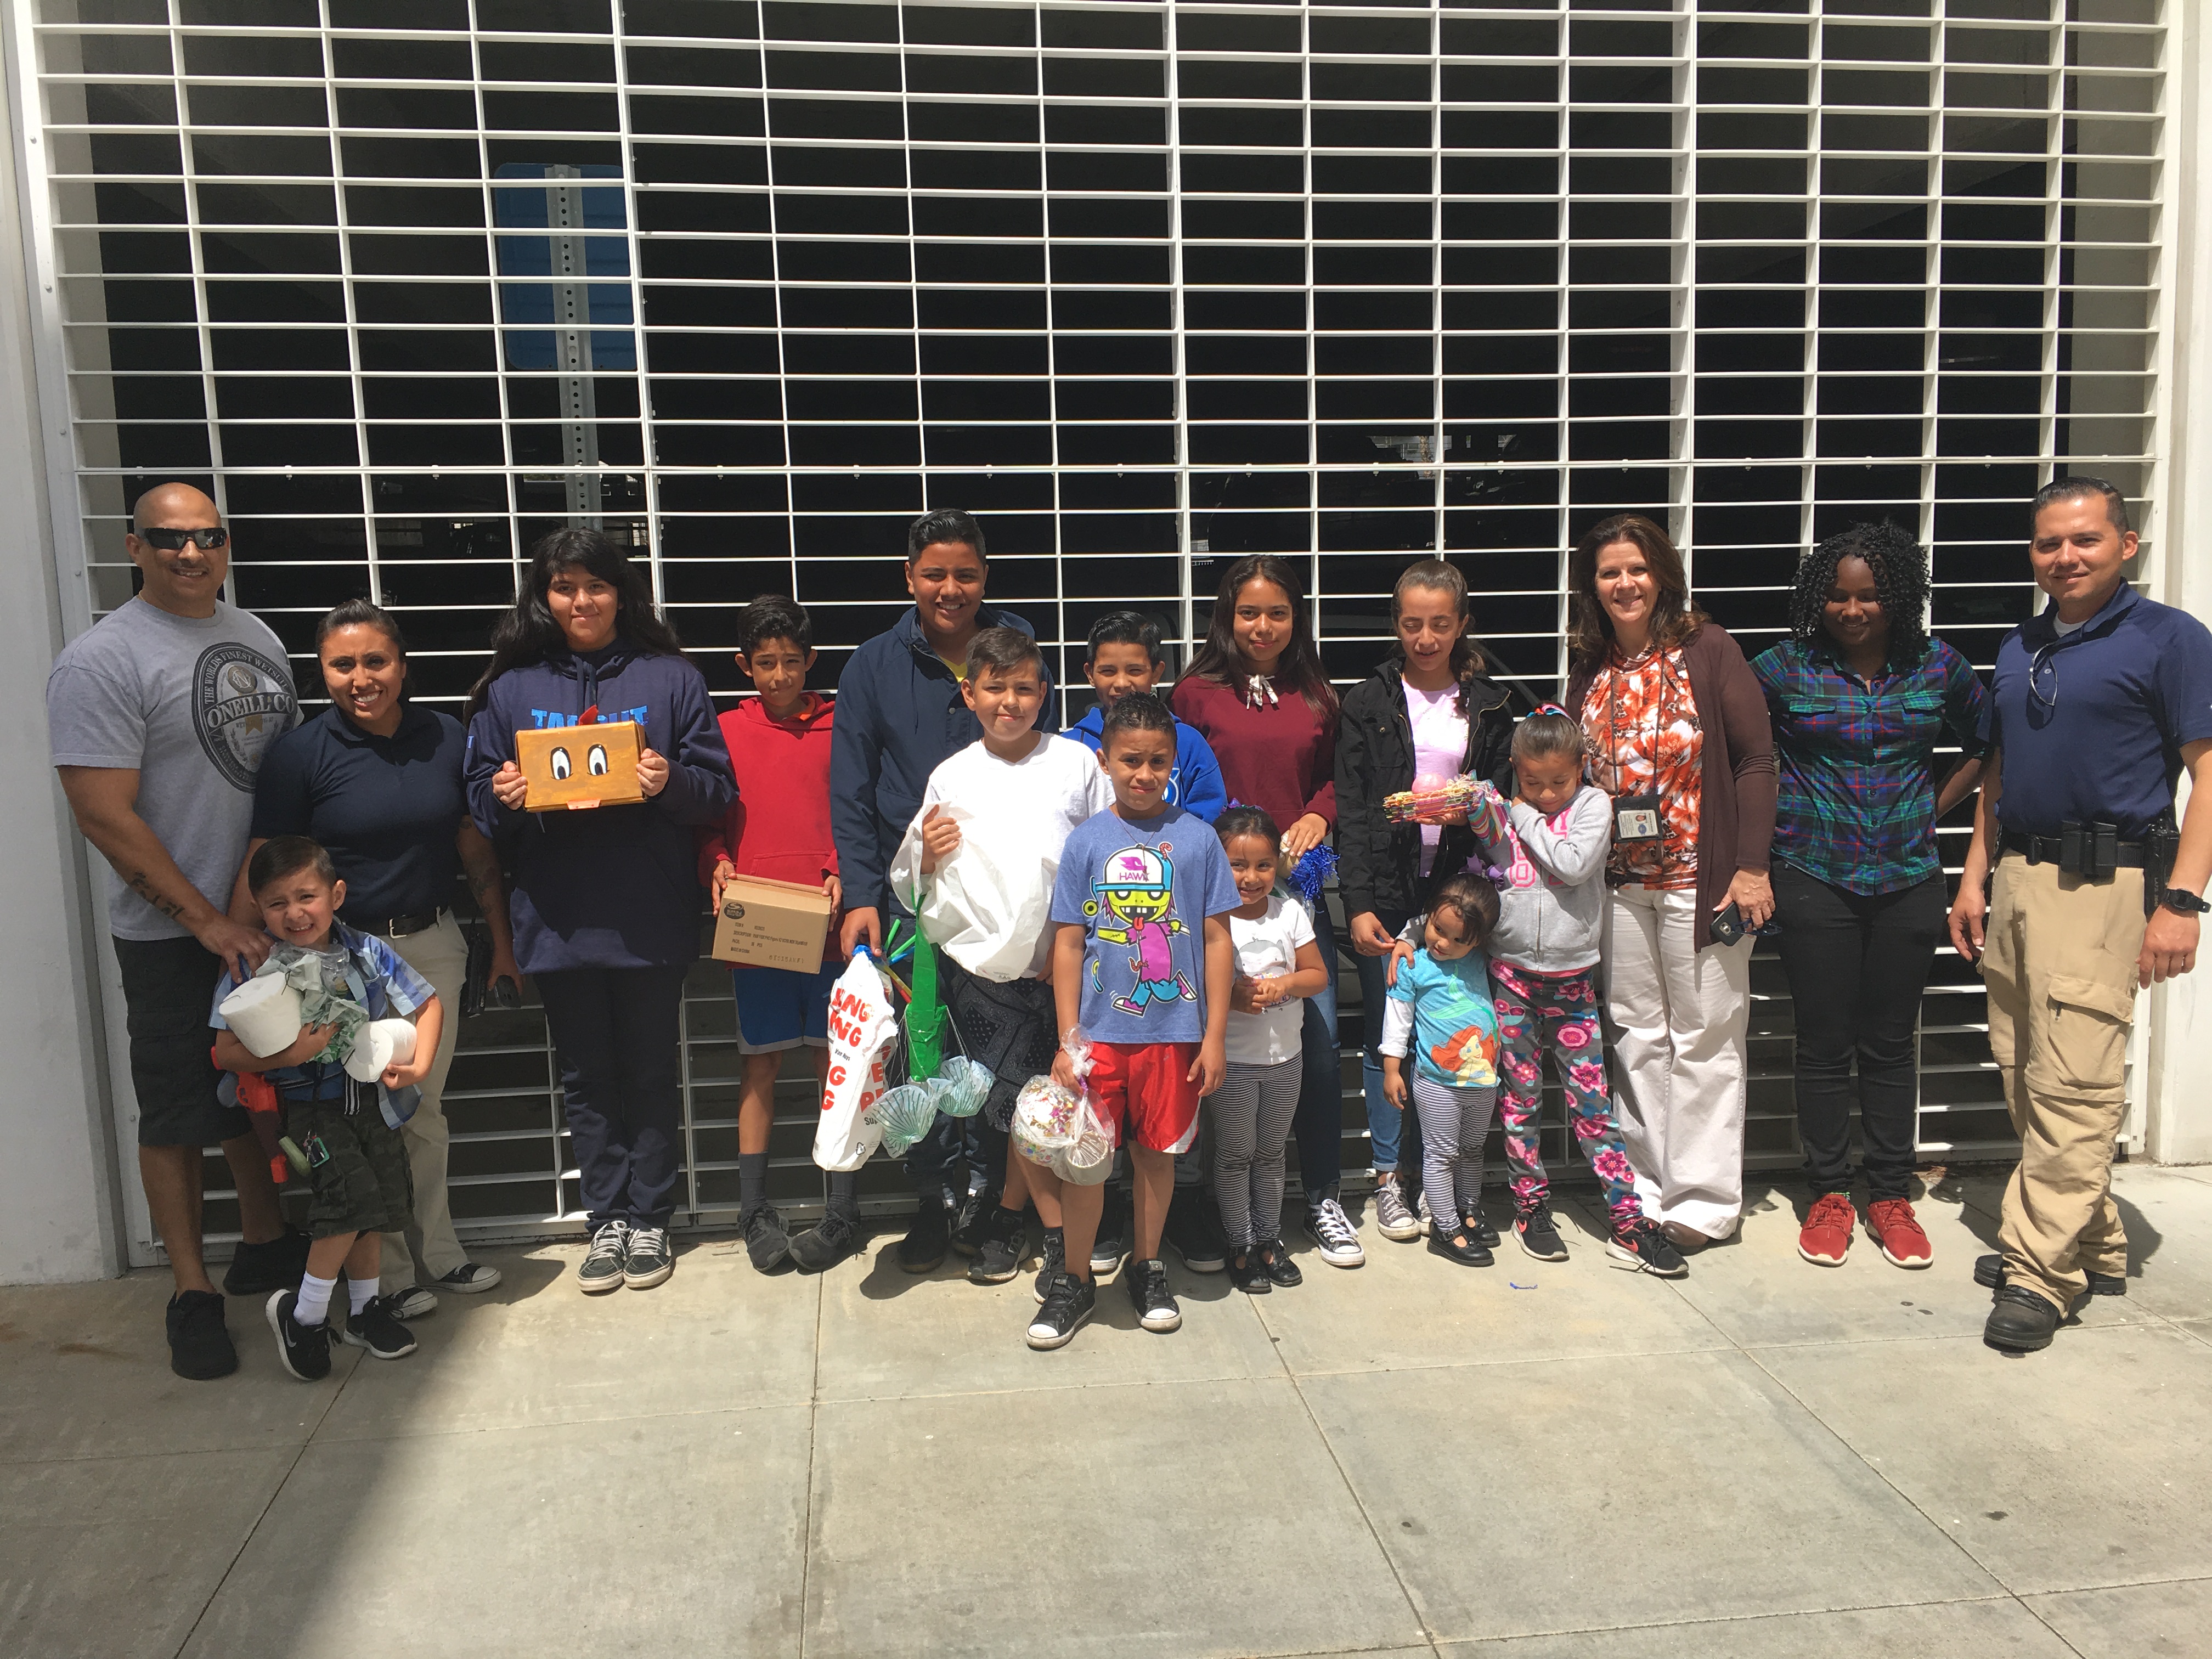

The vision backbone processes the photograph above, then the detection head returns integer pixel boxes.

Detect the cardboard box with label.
[712,873,836,973]
[516,720,646,810]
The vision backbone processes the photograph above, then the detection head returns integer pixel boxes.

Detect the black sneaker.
[576,1221,630,1294]
[1228,1246,1271,1295]
[436,1262,502,1294]
[742,1204,792,1272]
[789,1211,862,1272]
[950,1187,998,1259]
[622,1225,675,1290]
[264,1290,331,1382]
[1090,1186,1131,1276]
[968,1207,1030,1284]
[1032,1228,1066,1303]
[1164,1187,1228,1273]
[165,1289,238,1380]
[337,1295,419,1361]
[222,1228,311,1297]
[1026,1270,1096,1350]
[1428,1226,1493,1267]
[1515,1203,1568,1262]
[1606,1217,1688,1278]
[897,1200,950,1274]
[1974,1252,2125,1298]
[1257,1239,1302,1288]
[1465,1211,1502,1252]
[1126,1257,1182,1333]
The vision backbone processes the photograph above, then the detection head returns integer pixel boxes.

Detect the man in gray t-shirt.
[48,482,305,1381]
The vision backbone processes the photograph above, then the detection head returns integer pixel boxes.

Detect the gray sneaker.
[386,1286,438,1321]
[1373,1177,1420,1242]
[577,1221,631,1294]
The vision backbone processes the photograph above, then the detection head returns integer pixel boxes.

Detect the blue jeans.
[1293,898,1343,1197]
[1352,946,1403,1174]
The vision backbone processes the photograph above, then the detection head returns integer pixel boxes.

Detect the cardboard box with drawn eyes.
[516,720,646,810]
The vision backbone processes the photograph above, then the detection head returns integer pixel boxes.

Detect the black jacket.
[1335,657,1519,928]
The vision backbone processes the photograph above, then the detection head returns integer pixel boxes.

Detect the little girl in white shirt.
[1212,806,1330,1293]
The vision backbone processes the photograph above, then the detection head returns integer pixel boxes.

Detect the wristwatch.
[2162,887,2211,915]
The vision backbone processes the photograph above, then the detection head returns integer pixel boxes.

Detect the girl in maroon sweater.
[1172,557,1362,1266]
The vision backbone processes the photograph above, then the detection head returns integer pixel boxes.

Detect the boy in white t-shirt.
[889,627,1115,1284]
[1212,806,1329,1294]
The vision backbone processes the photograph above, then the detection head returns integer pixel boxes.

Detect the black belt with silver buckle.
[383,908,447,938]
[2000,831,2147,869]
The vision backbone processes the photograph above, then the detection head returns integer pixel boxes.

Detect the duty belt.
[2000,831,2148,869]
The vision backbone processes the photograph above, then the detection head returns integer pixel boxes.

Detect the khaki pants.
[379,913,473,1289]
[1981,855,2142,1311]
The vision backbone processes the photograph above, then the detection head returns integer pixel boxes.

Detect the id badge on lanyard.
[1605,665,1673,845]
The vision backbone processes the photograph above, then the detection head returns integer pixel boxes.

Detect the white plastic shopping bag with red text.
[814,949,900,1171]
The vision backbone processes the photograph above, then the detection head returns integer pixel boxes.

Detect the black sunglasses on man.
[137,527,229,551]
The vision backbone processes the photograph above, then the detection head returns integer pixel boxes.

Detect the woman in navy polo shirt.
[1752,524,1987,1273]
[250,600,521,1318]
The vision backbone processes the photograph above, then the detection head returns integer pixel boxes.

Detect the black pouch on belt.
[2058,819,2120,879]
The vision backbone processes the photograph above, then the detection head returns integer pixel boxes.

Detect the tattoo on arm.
[128,871,187,922]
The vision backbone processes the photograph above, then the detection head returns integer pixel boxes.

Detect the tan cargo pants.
[379,913,473,1289]
[1980,854,2143,1311]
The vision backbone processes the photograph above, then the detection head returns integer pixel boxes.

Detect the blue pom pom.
[1286,843,1339,906]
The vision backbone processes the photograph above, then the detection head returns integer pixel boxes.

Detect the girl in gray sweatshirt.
[1475,709,1681,1277]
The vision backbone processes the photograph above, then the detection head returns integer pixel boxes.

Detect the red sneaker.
[1797,1193,1857,1266]
[1866,1199,1932,1269]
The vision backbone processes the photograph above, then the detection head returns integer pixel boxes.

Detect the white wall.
[2144,3,2212,1166]
[0,19,126,1282]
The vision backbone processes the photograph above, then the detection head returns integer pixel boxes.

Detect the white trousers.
[379,912,473,1288]
[1601,884,1753,1239]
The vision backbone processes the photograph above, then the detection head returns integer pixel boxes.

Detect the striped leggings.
[1411,1075,1499,1229]
[1210,1058,1302,1248]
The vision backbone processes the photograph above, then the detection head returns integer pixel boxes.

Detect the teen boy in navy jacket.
[828,509,1052,1271]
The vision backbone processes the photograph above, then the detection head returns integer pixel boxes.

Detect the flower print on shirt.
[1085,840,1198,1018]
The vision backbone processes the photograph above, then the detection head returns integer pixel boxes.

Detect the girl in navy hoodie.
[466,530,733,1296]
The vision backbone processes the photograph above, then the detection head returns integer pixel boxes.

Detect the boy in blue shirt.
[1066,612,1227,823]
[1027,694,1238,1349]
[212,836,442,1380]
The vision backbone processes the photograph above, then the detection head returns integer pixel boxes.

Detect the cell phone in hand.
[1710,902,1747,946]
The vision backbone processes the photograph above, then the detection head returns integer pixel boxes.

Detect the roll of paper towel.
[218,974,304,1058]
[344,1017,418,1084]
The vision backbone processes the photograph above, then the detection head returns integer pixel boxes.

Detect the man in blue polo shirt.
[1950,477,2212,1353]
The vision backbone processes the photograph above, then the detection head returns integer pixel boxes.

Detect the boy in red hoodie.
[698,596,855,1272]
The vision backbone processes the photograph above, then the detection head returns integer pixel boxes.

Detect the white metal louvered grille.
[12,0,2163,1244]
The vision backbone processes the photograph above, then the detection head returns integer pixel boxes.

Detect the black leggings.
[1771,865,1946,1202]
[538,964,687,1229]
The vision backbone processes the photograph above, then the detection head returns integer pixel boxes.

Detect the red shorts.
[1087,1041,1203,1155]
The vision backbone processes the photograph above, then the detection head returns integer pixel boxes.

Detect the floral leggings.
[1490,959,1640,1229]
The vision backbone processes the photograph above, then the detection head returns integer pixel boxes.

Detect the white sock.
[295,1271,337,1326]
[348,1273,379,1316]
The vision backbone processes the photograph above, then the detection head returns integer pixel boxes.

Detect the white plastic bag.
[814,950,900,1171]
[889,802,1059,981]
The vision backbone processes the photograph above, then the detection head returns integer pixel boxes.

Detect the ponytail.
[1392,558,1488,718]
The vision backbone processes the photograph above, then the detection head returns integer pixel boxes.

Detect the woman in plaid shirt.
[1752,523,1987,1273]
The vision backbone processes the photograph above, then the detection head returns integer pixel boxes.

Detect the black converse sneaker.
[622,1226,675,1290]
[1126,1257,1182,1333]
[967,1207,1030,1284]
[1032,1228,1066,1303]
[1025,1271,1096,1350]
[337,1295,420,1361]
[1515,1202,1569,1262]
[577,1221,631,1294]
[265,1289,332,1382]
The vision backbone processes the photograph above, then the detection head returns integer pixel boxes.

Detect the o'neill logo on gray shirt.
[195,641,292,791]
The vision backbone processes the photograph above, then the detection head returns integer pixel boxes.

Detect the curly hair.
[1566,515,1706,670]
[1788,521,1929,670]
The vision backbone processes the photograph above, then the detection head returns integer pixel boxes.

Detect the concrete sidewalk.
[5,1163,2210,1659]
